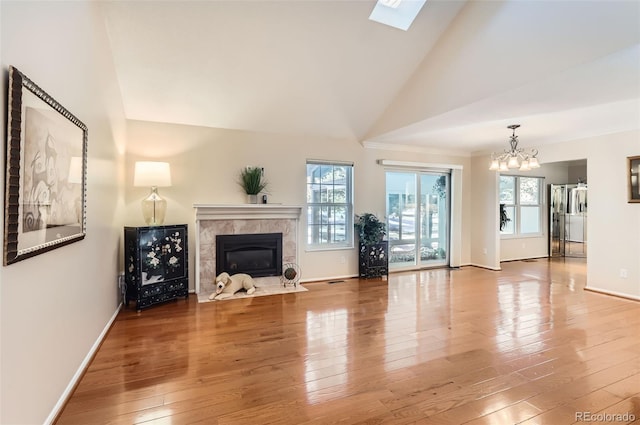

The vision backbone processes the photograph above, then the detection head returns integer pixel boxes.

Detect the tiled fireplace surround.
[194,204,302,293]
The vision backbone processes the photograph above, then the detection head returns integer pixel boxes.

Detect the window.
[369,0,428,31]
[306,161,353,249]
[386,171,450,268]
[499,175,543,236]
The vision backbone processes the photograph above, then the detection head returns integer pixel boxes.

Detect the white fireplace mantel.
[194,204,303,221]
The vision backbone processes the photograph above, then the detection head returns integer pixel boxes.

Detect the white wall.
[0,2,126,424]
[124,120,473,284]
[469,155,500,269]
[538,131,640,299]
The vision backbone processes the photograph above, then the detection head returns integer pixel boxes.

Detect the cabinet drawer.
[166,280,187,292]
[141,284,164,297]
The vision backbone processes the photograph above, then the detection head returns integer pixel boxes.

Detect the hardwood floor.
[56,258,640,424]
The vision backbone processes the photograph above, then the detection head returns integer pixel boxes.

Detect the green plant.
[239,167,268,195]
[354,213,386,245]
[433,175,447,199]
[500,203,511,231]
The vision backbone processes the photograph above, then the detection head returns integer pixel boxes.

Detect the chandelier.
[489,124,540,171]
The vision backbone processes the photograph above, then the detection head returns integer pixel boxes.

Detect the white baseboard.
[301,274,358,283]
[584,286,640,301]
[500,255,549,262]
[302,266,508,282]
[45,303,123,425]
[466,263,502,271]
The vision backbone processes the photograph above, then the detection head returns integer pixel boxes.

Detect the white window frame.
[306,160,354,251]
[500,175,544,238]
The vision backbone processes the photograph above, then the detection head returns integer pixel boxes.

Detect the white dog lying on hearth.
[208,272,257,300]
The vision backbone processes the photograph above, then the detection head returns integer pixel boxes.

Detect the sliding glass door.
[386,171,450,269]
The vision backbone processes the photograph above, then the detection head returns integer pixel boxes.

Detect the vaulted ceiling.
[101,0,640,155]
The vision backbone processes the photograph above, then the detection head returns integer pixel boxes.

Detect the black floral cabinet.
[359,241,389,279]
[124,224,188,310]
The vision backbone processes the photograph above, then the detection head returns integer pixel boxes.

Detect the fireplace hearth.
[216,233,283,277]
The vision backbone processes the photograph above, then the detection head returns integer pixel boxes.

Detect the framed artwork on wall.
[3,66,88,265]
[629,156,640,203]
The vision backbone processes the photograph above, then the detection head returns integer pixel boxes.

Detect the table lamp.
[133,161,172,226]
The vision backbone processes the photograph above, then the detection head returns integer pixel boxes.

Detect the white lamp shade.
[134,161,172,187]
[489,159,500,171]
[529,157,540,168]
[507,156,520,169]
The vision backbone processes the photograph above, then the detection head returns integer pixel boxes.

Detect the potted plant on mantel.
[354,213,388,279]
[239,166,268,204]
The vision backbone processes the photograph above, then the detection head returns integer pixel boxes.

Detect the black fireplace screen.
[216,233,283,277]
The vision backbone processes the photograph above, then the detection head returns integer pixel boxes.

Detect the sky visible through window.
[369,0,428,31]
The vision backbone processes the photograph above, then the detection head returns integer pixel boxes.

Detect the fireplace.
[194,204,301,293]
[216,233,282,277]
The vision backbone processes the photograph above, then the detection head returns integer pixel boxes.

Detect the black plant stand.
[359,241,388,279]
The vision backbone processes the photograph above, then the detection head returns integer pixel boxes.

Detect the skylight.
[369,0,428,31]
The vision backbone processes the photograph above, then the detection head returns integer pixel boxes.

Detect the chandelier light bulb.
[507,156,520,169]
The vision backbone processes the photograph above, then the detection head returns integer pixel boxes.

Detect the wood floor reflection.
[56,258,640,424]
